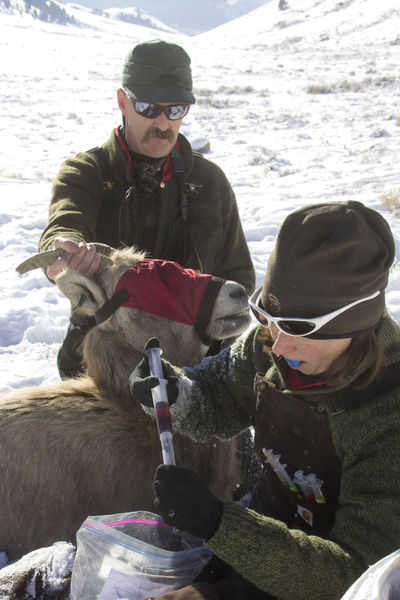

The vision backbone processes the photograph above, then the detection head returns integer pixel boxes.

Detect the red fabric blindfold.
[114,259,222,327]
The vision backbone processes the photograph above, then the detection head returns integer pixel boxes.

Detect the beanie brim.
[124,83,195,105]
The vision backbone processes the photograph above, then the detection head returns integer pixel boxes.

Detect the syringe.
[306,473,326,504]
[145,338,176,466]
[262,448,299,493]
[293,470,314,499]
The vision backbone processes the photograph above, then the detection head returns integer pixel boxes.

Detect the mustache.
[143,128,175,143]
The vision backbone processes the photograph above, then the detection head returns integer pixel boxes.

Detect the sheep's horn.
[16,243,116,274]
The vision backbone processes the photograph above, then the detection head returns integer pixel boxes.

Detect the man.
[39,39,255,379]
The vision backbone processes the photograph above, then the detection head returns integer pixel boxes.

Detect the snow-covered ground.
[0,0,399,397]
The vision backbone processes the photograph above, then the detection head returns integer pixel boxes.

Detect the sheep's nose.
[229,283,247,298]
[224,281,247,299]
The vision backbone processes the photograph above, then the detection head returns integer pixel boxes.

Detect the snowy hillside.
[0,0,399,392]
[0,0,77,25]
[0,0,176,31]
[103,7,178,33]
[70,0,271,35]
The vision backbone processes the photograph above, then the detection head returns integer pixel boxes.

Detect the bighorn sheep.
[0,246,251,561]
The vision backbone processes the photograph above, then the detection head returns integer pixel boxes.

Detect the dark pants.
[57,312,95,380]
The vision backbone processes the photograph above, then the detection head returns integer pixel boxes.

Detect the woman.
[131,201,400,600]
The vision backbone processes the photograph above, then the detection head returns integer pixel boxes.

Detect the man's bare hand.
[46,237,101,280]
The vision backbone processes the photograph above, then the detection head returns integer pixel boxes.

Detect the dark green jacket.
[39,128,255,294]
[164,314,400,600]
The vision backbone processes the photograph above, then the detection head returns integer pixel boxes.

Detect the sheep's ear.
[55,270,107,316]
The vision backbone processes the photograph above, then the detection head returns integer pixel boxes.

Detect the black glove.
[154,464,224,541]
[129,338,179,407]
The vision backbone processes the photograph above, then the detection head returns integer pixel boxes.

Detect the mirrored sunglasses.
[248,286,380,337]
[123,90,189,120]
[134,101,189,120]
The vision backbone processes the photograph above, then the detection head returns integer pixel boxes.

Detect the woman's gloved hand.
[129,338,179,407]
[154,465,224,541]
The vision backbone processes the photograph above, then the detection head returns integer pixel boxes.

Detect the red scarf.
[288,368,326,390]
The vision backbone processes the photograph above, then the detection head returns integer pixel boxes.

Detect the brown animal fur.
[0,248,248,561]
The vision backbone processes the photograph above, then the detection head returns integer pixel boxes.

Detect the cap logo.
[266,293,281,315]
[157,72,180,85]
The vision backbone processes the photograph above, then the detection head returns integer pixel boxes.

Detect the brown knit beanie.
[261,201,395,338]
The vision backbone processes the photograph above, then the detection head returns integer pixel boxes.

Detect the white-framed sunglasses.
[248,286,380,337]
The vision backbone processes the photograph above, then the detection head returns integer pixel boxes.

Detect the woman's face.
[269,323,352,375]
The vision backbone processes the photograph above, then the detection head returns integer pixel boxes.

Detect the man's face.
[117,89,184,158]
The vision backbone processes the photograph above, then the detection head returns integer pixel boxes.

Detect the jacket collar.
[102,127,194,188]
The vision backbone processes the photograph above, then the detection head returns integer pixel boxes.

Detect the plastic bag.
[340,548,400,600]
[70,511,212,600]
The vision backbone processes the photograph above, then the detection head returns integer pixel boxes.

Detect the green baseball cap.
[121,40,195,104]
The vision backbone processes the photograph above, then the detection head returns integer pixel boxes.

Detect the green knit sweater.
[165,314,400,600]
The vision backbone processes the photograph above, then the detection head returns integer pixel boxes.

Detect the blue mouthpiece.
[285,358,300,367]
